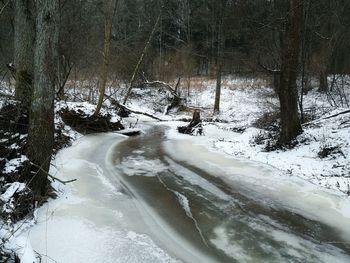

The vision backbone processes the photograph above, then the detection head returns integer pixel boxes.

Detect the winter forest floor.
[1,76,350,262]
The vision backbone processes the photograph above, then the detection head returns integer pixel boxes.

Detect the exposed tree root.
[60,108,124,134]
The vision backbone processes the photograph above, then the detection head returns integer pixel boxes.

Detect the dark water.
[110,127,350,263]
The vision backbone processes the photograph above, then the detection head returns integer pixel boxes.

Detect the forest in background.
[1,0,350,83]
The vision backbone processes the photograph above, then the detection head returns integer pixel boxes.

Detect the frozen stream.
[24,126,350,262]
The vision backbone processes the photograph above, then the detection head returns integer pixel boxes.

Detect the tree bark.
[93,0,117,116]
[318,69,328,93]
[27,0,59,198]
[14,0,35,113]
[278,0,303,145]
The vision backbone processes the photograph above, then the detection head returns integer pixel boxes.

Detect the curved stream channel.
[27,125,350,262]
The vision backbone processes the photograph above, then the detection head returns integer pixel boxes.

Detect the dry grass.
[176,76,272,91]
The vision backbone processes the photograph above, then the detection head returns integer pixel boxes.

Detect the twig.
[142,81,179,97]
[123,6,163,104]
[0,0,11,16]
[31,162,77,185]
[323,109,350,120]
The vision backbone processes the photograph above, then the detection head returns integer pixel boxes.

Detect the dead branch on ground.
[31,162,77,185]
[105,94,164,121]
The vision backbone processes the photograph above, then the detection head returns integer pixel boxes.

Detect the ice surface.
[210,226,252,263]
[19,134,181,263]
[120,156,168,177]
[14,236,37,263]
[166,157,231,201]
[163,139,350,242]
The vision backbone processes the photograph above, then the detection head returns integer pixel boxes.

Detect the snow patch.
[3,155,28,174]
[0,182,26,202]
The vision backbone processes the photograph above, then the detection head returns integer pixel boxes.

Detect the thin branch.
[123,7,162,104]
[105,94,164,121]
[323,109,350,120]
[31,162,77,185]
[0,0,10,17]
[142,81,180,97]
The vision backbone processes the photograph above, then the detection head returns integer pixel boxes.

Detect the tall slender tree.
[27,0,59,198]
[123,9,162,104]
[213,0,227,114]
[94,0,118,116]
[278,0,303,145]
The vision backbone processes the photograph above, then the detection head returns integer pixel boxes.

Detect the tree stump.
[177,110,203,135]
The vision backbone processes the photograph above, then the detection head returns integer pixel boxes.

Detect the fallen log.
[140,80,182,115]
[115,128,141,136]
[105,94,164,121]
[303,109,350,127]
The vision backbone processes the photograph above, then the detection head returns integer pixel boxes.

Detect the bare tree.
[278,0,303,145]
[27,0,59,198]
[213,0,227,114]
[123,9,162,105]
[94,0,118,116]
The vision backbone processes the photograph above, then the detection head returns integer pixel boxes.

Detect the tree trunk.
[27,0,59,198]
[213,0,226,114]
[214,60,222,114]
[14,0,35,113]
[93,0,117,116]
[318,69,328,93]
[278,0,303,145]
